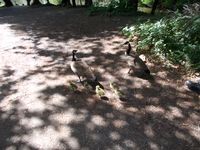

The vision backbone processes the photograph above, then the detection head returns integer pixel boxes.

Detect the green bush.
[11,0,28,6]
[49,0,62,5]
[122,14,200,71]
[89,0,136,16]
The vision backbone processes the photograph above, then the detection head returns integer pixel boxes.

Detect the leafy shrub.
[0,0,5,7]
[89,0,137,16]
[141,0,153,5]
[122,13,200,71]
[49,0,62,5]
[0,0,61,6]
[183,2,200,15]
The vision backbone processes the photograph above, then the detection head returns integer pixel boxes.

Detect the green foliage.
[122,14,200,71]
[89,0,137,16]
[0,0,5,7]
[141,0,153,5]
[11,0,28,6]
[49,0,62,5]
[39,0,48,5]
[0,0,62,6]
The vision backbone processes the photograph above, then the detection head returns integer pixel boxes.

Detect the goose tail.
[145,69,150,75]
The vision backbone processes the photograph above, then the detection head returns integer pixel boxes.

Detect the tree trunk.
[4,0,13,7]
[171,0,177,10]
[72,0,76,7]
[85,0,92,7]
[62,0,72,7]
[128,0,138,12]
[151,0,159,15]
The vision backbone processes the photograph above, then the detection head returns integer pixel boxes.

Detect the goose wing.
[72,60,95,80]
[134,56,150,71]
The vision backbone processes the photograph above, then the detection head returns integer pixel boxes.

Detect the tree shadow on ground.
[0,7,199,150]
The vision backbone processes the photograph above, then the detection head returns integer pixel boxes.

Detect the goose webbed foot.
[76,75,82,83]
[128,68,132,74]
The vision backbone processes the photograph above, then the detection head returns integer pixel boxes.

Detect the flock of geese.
[70,41,151,99]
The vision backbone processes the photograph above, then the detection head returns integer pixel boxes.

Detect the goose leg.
[76,74,82,83]
[128,68,132,74]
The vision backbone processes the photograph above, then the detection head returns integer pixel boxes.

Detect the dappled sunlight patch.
[112,119,128,128]
[25,100,47,113]
[80,56,97,65]
[77,108,89,115]
[123,140,137,149]
[85,96,98,105]
[189,113,200,122]
[47,94,67,106]
[112,101,124,110]
[189,125,200,141]
[175,131,192,143]
[145,105,165,114]
[105,112,114,119]
[126,107,139,113]
[90,133,101,141]
[177,101,195,109]
[134,93,144,100]
[20,117,44,129]
[165,106,184,120]
[49,108,87,124]
[36,37,51,49]
[86,122,96,131]
[112,144,124,150]
[91,115,108,127]
[146,97,160,105]
[144,125,154,138]
[148,142,159,150]
[10,135,27,146]
[132,78,151,89]
[22,126,77,149]
[157,71,168,79]
[109,131,121,140]
[0,23,23,49]
[64,136,80,150]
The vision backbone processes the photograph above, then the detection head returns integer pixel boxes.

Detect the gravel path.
[0,6,199,150]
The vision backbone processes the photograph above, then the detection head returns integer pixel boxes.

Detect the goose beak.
[120,41,129,47]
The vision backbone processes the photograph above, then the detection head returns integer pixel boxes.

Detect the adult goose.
[123,41,150,75]
[70,50,97,82]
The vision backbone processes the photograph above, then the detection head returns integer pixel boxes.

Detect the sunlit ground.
[0,7,199,150]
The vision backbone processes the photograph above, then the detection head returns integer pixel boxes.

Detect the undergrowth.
[88,0,137,16]
[122,13,200,71]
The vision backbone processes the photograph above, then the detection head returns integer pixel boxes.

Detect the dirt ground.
[0,6,199,150]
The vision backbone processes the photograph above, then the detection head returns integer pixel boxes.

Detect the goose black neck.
[126,43,131,55]
[72,52,76,61]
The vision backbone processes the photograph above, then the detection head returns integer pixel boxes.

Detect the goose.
[95,85,105,97]
[123,41,150,75]
[70,50,97,82]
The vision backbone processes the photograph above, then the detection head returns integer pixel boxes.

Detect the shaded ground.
[0,6,199,150]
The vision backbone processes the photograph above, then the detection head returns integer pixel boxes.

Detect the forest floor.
[0,6,199,150]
